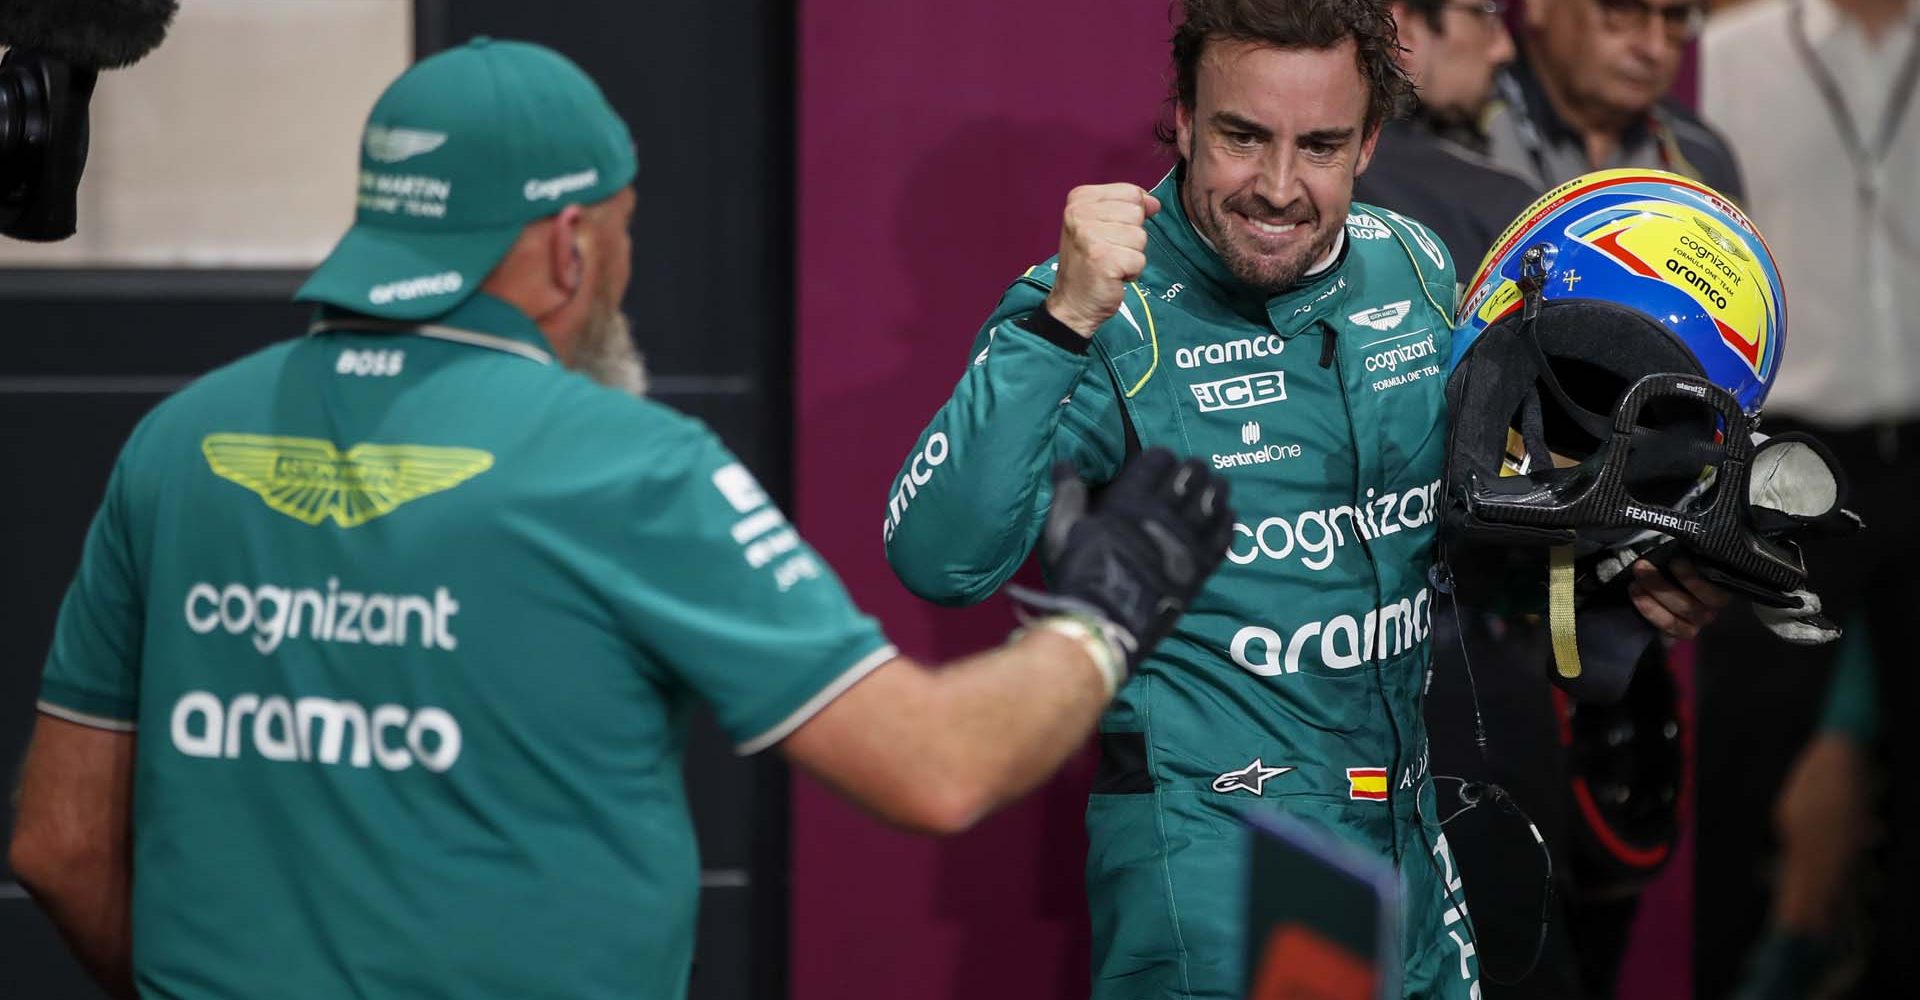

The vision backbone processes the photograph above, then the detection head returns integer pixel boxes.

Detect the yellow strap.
[1548,545,1582,679]
[1124,281,1159,398]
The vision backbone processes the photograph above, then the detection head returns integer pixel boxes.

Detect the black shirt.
[1355,116,1544,277]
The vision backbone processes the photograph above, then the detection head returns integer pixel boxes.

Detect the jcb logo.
[1191,371,1287,413]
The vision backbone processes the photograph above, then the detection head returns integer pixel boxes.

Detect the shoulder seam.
[1358,206,1454,320]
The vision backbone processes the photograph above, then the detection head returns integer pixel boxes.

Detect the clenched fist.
[1043,183,1161,338]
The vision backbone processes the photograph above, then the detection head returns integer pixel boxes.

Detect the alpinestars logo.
[1348,300,1412,331]
[1213,759,1294,795]
[364,126,448,163]
[203,434,493,528]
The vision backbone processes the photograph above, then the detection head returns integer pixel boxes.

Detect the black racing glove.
[1012,448,1235,685]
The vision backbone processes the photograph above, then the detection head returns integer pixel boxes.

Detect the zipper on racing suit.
[1324,319,1410,860]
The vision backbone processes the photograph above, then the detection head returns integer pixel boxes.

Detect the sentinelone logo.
[1213,422,1305,470]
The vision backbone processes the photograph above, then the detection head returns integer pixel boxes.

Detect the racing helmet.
[1441,170,1814,700]
[1457,168,1785,421]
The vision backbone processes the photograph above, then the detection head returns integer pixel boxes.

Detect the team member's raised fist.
[1043,183,1161,338]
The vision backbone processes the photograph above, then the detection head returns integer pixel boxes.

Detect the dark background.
[0,2,794,996]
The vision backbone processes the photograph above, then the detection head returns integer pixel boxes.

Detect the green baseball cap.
[297,37,637,321]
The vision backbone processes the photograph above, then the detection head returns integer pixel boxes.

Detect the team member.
[1487,0,1742,195]
[1358,0,1538,269]
[7,39,1235,1000]
[1701,0,1920,993]
[882,2,1720,997]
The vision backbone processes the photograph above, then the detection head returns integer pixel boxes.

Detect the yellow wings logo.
[1693,215,1751,261]
[202,434,494,527]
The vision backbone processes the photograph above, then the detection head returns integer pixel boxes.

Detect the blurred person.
[1368,4,1721,994]
[1489,0,1743,195]
[1467,3,1742,992]
[5,38,1238,1000]
[1358,0,1540,269]
[1361,7,1572,994]
[1700,0,1920,994]
[881,2,1724,997]
[1737,626,1879,1000]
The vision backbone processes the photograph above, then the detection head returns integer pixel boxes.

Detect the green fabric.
[1817,615,1878,745]
[296,38,639,320]
[885,169,1476,999]
[38,293,890,1000]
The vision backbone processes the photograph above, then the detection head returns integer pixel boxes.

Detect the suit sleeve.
[39,454,145,730]
[607,428,896,754]
[882,271,1128,606]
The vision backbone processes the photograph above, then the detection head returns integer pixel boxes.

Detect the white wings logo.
[365,126,448,164]
[1347,300,1413,332]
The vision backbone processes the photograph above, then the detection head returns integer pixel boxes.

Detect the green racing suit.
[884,168,1480,999]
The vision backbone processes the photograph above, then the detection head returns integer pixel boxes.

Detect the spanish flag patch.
[1347,767,1389,801]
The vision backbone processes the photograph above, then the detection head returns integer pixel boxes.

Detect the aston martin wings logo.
[1347,300,1412,331]
[364,126,448,164]
[202,434,493,527]
[1693,215,1750,261]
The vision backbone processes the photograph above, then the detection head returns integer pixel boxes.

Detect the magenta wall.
[792,5,1693,998]
[791,4,1172,998]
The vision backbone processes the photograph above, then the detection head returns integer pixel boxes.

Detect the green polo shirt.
[38,293,893,1000]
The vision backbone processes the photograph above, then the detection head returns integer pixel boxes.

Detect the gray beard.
[571,301,649,397]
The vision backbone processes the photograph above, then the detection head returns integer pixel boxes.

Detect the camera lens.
[1,67,21,158]
[1,69,25,216]
[2,60,41,195]
[1,53,53,223]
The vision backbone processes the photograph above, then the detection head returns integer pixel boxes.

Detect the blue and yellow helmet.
[1454,168,1786,416]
